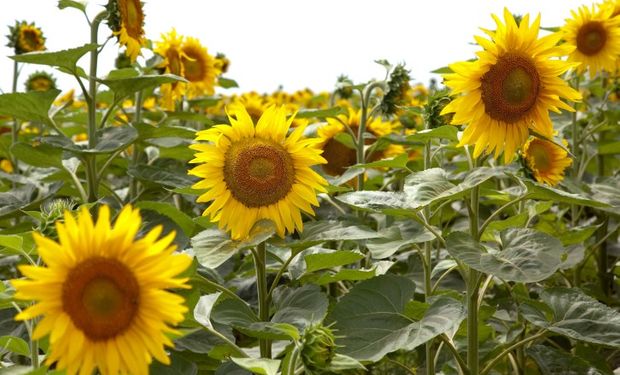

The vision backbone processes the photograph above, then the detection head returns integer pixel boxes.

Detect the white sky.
[1,0,592,96]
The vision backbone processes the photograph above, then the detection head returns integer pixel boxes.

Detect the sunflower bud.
[380,64,411,116]
[335,75,354,99]
[25,71,57,93]
[423,89,452,129]
[300,324,337,373]
[115,52,133,69]
[38,199,77,239]
[6,20,46,54]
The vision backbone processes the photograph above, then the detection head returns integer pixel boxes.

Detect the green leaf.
[0,336,30,356]
[304,251,364,273]
[41,126,137,155]
[327,275,464,361]
[11,44,96,75]
[217,77,239,89]
[598,140,620,155]
[9,143,63,169]
[589,177,620,213]
[211,297,299,340]
[480,212,528,242]
[524,181,610,208]
[521,288,620,347]
[325,354,366,372]
[150,352,197,375]
[135,123,196,140]
[314,268,376,285]
[404,125,458,143]
[58,0,86,13]
[431,66,453,74]
[0,183,62,219]
[191,220,275,269]
[127,164,197,188]
[0,89,60,127]
[527,345,604,375]
[300,221,382,243]
[336,191,412,213]
[136,201,196,236]
[367,221,435,259]
[230,358,280,375]
[446,229,564,283]
[354,153,409,169]
[193,292,222,330]
[0,235,24,251]
[99,74,186,101]
[295,107,346,119]
[271,284,328,330]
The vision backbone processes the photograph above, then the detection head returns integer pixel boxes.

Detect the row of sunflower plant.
[0,0,619,374]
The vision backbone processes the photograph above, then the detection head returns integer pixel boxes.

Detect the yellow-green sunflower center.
[321,137,357,176]
[576,21,607,56]
[62,257,139,341]
[29,78,53,92]
[224,138,295,207]
[19,28,43,52]
[528,141,552,172]
[481,53,540,123]
[120,0,143,38]
[182,51,206,82]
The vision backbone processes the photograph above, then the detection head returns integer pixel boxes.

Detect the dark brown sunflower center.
[121,0,143,38]
[20,29,43,51]
[576,21,607,56]
[62,257,139,341]
[224,138,295,207]
[321,138,357,176]
[481,53,540,123]
[182,53,206,82]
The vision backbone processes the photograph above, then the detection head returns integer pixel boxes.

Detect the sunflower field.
[1,0,620,374]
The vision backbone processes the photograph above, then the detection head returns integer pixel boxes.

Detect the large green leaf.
[41,126,137,154]
[589,177,620,213]
[191,220,275,269]
[524,181,609,208]
[300,220,382,242]
[136,201,196,236]
[367,221,435,259]
[230,358,280,375]
[446,229,564,283]
[271,284,328,330]
[211,297,299,340]
[527,345,604,375]
[304,250,364,273]
[11,44,96,74]
[327,275,464,361]
[295,106,346,119]
[0,89,60,127]
[521,288,620,347]
[99,74,186,101]
[127,164,197,188]
[135,123,196,140]
[58,0,87,13]
[336,191,412,212]
[10,142,63,169]
[392,125,458,143]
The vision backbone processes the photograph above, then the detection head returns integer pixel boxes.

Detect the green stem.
[10,60,20,171]
[85,156,99,203]
[30,336,39,368]
[193,274,246,306]
[422,126,435,375]
[438,334,469,375]
[467,159,481,374]
[570,77,580,227]
[253,242,271,358]
[356,82,384,190]
[480,330,546,375]
[479,194,530,235]
[129,91,144,201]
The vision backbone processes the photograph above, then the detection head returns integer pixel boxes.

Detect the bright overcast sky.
[1,0,592,96]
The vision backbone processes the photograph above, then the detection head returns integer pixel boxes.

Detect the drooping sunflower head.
[7,20,46,54]
[189,105,328,240]
[25,71,57,92]
[106,0,146,62]
[441,8,582,164]
[562,4,620,78]
[11,205,192,375]
[522,137,572,186]
[180,37,217,98]
[154,28,186,110]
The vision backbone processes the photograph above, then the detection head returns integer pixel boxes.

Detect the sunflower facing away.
[441,9,582,163]
[562,3,620,78]
[7,20,46,54]
[12,205,192,375]
[522,137,572,186]
[106,0,146,62]
[189,105,328,240]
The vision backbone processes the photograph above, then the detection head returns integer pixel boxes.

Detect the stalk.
[467,157,482,375]
[423,123,435,375]
[128,90,144,201]
[570,77,580,226]
[253,242,271,358]
[10,60,20,171]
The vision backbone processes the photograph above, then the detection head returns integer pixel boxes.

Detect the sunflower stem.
[10,59,20,173]
[422,121,435,375]
[129,90,144,202]
[253,242,271,358]
[466,156,482,375]
[356,81,385,190]
[85,11,108,203]
[570,76,581,227]
[30,335,39,369]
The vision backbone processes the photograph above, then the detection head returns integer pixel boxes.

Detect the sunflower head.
[335,74,354,99]
[7,20,46,54]
[214,52,230,74]
[562,4,620,78]
[522,137,572,186]
[380,64,411,116]
[11,205,192,375]
[300,324,338,374]
[106,0,145,62]
[25,71,57,92]
[154,29,186,110]
[0,159,14,174]
[441,8,581,164]
[189,105,328,240]
[181,37,217,98]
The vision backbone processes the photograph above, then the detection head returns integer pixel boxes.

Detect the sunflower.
[316,107,404,176]
[189,105,328,240]
[181,37,217,99]
[562,3,620,78]
[228,92,271,122]
[0,159,14,174]
[441,9,582,164]
[11,205,192,375]
[7,21,46,54]
[154,29,187,110]
[522,137,572,186]
[25,71,57,92]
[106,0,146,62]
